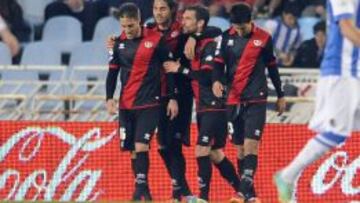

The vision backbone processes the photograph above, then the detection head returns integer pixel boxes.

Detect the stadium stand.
[0,42,12,65]
[17,0,54,26]
[92,16,121,42]
[42,16,82,53]
[69,42,109,67]
[298,16,321,41]
[208,16,231,32]
[20,42,62,65]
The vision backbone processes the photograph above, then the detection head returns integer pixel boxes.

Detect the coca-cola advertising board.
[0,121,359,202]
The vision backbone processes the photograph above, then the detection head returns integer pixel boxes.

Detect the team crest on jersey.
[205,55,213,61]
[171,31,179,38]
[144,41,153,48]
[253,40,263,47]
[228,39,234,46]
[119,43,125,49]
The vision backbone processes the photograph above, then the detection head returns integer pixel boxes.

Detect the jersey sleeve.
[106,40,121,100]
[329,0,355,22]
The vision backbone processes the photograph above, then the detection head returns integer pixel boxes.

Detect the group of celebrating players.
[105,0,286,202]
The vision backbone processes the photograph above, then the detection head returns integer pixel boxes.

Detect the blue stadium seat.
[42,16,82,53]
[0,42,12,65]
[93,16,121,42]
[208,16,230,32]
[69,42,108,66]
[17,0,54,25]
[20,42,62,65]
[254,18,269,30]
[298,17,321,41]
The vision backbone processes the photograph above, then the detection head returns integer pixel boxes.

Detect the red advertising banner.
[0,121,359,202]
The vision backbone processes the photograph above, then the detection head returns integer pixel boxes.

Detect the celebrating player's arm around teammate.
[164,5,242,203]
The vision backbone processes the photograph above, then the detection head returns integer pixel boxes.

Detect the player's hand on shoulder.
[184,36,196,60]
[163,59,181,73]
[212,81,224,98]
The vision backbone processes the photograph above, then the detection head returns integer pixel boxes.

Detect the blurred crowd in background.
[0,0,326,68]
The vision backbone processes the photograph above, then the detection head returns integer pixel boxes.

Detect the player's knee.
[210,149,225,164]
[244,138,259,155]
[135,142,149,152]
[317,132,347,147]
[196,145,211,157]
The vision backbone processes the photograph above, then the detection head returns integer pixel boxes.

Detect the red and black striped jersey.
[106,27,175,110]
[146,21,190,98]
[178,35,226,112]
[214,24,284,105]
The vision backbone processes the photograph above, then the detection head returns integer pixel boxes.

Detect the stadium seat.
[254,18,269,30]
[20,42,62,65]
[93,16,121,42]
[208,16,230,32]
[42,16,82,53]
[0,42,12,65]
[69,42,108,66]
[17,0,54,25]
[68,65,109,120]
[298,17,321,41]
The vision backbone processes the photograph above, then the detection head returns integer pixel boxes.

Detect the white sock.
[281,136,332,184]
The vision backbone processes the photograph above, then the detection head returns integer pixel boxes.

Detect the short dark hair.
[313,20,326,34]
[118,3,140,20]
[283,3,300,17]
[230,3,252,24]
[185,5,210,27]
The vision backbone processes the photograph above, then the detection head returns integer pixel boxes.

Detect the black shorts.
[227,102,266,145]
[196,110,227,149]
[157,94,193,148]
[118,106,160,151]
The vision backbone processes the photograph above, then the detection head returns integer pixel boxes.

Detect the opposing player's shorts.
[157,95,193,148]
[227,102,267,145]
[196,110,227,149]
[119,106,160,151]
[309,76,360,136]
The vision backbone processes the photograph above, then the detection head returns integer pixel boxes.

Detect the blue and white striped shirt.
[266,17,302,54]
[321,0,360,78]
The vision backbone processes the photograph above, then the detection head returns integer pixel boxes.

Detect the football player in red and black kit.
[107,0,222,201]
[105,3,177,201]
[212,3,287,203]
[165,5,242,202]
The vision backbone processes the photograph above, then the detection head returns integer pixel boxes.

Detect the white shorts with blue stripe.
[309,76,360,137]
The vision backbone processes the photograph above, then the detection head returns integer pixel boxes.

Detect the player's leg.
[171,93,193,199]
[240,102,266,203]
[274,77,358,203]
[195,112,213,202]
[133,106,160,201]
[210,111,241,193]
[118,109,136,176]
[157,99,174,181]
[118,110,141,200]
[227,105,246,202]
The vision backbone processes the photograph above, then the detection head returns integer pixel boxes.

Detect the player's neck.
[158,20,172,31]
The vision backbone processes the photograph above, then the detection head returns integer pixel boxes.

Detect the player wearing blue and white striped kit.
[274,0,360,202]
